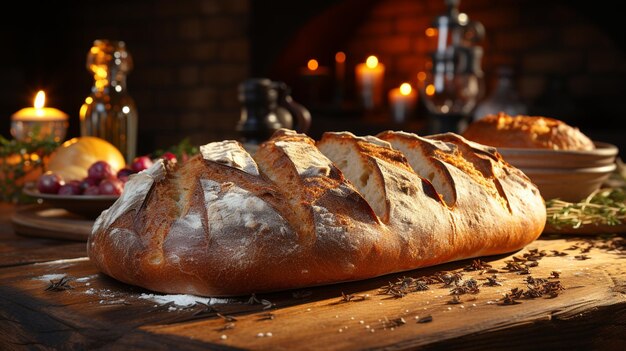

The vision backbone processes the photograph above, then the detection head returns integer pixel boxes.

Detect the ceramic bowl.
[494,141,619,201]
[22,186,118,219]
[519,163,616,202]
[496,142,618,169]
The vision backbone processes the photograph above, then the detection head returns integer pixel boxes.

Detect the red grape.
[99,178,124,195]
[37,172,65,194]
[161,152,177,163]
[116,168,135,182]
[87,161,115,180]
[58,180,82,195]
[79,177,100,193]
[83,185,100,196]
[131,156,154,172]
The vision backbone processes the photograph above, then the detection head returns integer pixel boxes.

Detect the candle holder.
[10,91,68,142]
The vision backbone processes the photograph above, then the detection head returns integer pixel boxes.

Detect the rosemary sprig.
[546,187,626,229]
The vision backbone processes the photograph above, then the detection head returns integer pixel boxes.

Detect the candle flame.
[335,52,346,63]
[400,83,412,96]
[366,56,378,69]
[34,90,46,109]
[307,59,319,71]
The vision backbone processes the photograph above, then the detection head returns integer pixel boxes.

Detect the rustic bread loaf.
[88,129,546,297]
[462,112,595,150]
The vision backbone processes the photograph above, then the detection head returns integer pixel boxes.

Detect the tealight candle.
[355,55,385,110]
[11,90,68,142]
[388,83,417,124]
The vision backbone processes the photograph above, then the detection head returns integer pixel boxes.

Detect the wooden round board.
[543,222,626,235]
[11,205,93,241]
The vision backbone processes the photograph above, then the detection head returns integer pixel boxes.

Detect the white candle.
[388,83,417,124]
[355,55,385,110]
[11,90,69,142]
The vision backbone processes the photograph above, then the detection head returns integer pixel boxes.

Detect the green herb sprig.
[546,187,626,229]
[151,138,199,162]
[0,135,60,203]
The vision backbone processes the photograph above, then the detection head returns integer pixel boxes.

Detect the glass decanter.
[419,0,485,134]
[80,39,138,164]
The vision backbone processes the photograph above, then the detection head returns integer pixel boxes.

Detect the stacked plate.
[497,142,619,202]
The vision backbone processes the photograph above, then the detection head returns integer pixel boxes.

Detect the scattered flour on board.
[138,293,231,308]
[34,274,67,281]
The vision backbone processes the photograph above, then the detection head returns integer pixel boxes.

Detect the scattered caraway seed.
[383,317,406,328]
[217,313,238,322]
[257,312,275,321]
[261,299,274,310]
[340,292,369,303]
[417,315,433,323]
[464,259,492,271]
[574,255,590,260]
[566,245,579,250]
[247,293,261,305]
[549,271,560,279]
[483,275,503,287]
[45,276,73,291]
[550,250,568,257]
[499,293,522,305]
[447,295,462,304]
[193,301,217,316]
[216,322,235,332]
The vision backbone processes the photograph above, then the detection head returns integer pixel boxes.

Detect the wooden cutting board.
[0,236,624,350]
[11,205,93,241]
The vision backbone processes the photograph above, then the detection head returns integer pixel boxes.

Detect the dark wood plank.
[11,205,93,241]
[0,233,624,350]
[0,204,87,267]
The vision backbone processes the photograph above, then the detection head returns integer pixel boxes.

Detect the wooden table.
[1,202,625,350]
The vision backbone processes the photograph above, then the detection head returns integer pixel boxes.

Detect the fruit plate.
[22,185,119,219]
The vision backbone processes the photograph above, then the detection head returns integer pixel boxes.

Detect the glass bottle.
[473,65,527,120]
[419,0,485,134]
[80,39,138,164]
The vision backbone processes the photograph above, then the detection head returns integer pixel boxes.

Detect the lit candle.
[355,55,385,110]
[11,90,69,142]
[299,58,329,106]
[334,52,346,104]
[388,83,417,124]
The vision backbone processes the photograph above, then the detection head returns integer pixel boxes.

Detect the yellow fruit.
[47,136,126,181]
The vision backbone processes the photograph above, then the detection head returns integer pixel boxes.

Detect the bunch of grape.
[36,154,171,196]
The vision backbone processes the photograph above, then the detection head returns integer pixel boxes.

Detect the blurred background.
[1,0,624,155]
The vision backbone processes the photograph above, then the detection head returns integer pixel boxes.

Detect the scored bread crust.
[88,129,546,296]
[462,112,595,150]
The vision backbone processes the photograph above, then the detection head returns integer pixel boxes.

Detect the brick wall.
[344,0,626,139]
[1,0,624,154]
[0,0,250,155]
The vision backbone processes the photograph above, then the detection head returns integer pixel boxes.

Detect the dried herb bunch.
[0,135,60,202]
[546,187,626,229]
[45,276,73,291]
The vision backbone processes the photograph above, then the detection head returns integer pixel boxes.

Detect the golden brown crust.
[88,129,546,296]
[462,112,595,150]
